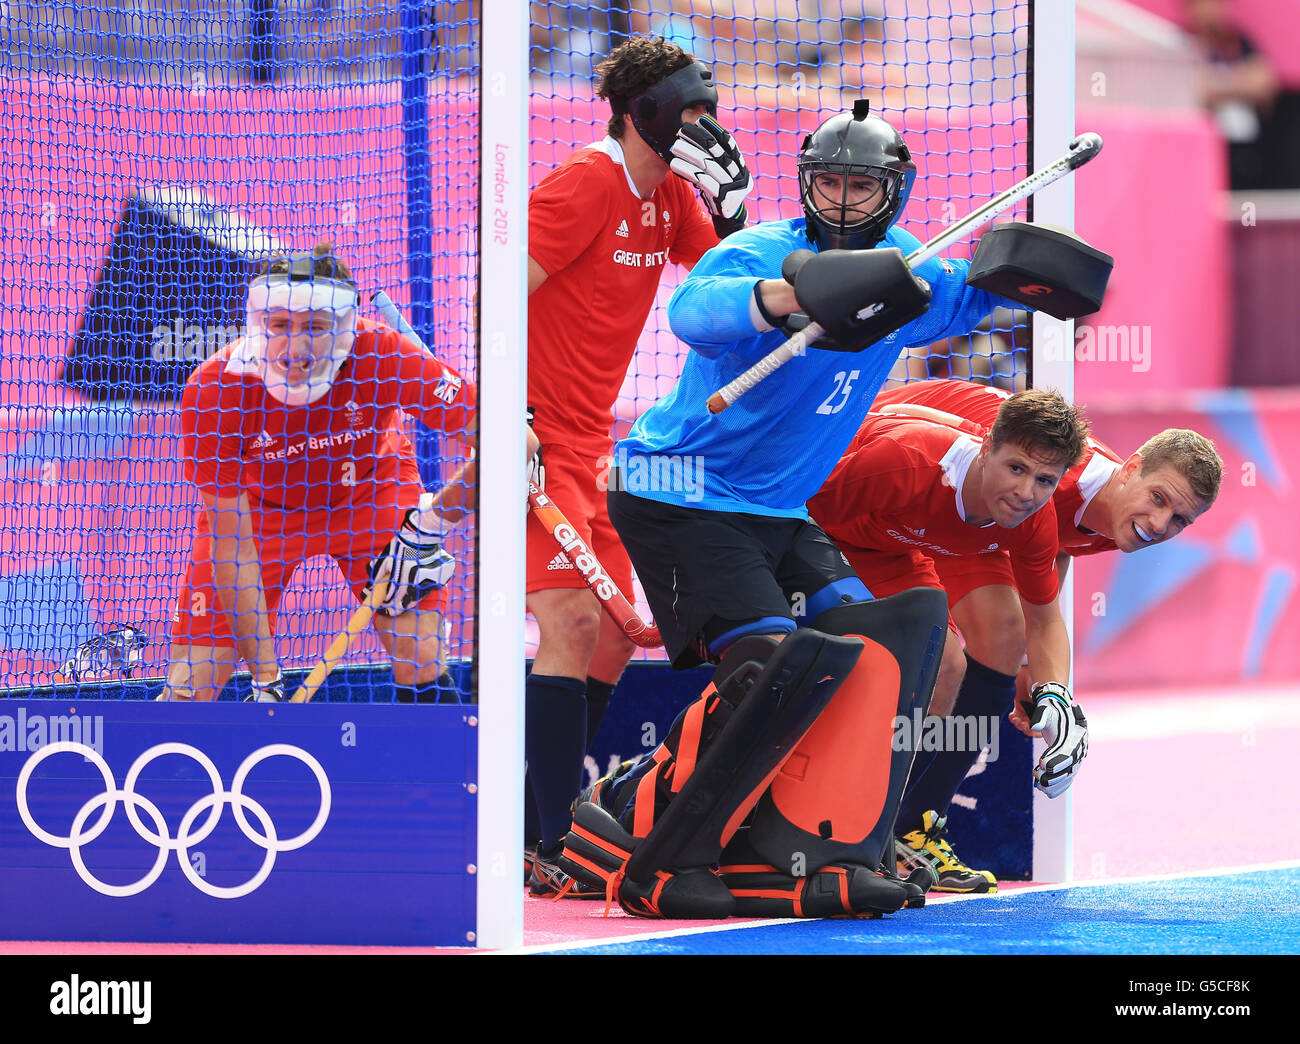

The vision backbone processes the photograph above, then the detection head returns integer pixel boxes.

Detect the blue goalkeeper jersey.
[615,217,1015,518]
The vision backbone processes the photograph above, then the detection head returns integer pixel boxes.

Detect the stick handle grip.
[707,323,824,414]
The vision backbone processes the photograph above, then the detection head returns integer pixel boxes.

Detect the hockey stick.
[371,291,665,650]
[527,480,663,648]
[705,132,1104,414]
[291,292,479,703]
[290,579,390,704]
[289,450,478,704]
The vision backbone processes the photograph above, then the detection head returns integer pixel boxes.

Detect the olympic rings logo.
[16,742,331,899]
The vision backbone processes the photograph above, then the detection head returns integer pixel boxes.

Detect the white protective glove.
[366,494,456,616]
[1026,681,1089,798]
[669,114,753,223]
[245,669,285,703]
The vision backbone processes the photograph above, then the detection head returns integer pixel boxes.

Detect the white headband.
[245,275,359,315]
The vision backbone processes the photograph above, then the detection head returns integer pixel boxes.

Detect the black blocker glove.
[780,247,932,351]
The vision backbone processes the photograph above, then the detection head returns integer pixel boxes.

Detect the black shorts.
[607,488,858,669]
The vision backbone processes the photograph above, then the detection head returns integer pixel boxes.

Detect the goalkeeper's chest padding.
[966,222,1113,320]
[788,246,933,351]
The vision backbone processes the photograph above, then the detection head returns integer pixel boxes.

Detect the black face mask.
[612,62,719,162]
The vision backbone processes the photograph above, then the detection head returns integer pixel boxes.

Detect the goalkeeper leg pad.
[560,629,863,917]
[622,629,862,886]
[718,827,907,918]
[747,589,949,878]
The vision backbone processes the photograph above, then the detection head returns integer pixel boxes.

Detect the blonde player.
[860,379,1221,891]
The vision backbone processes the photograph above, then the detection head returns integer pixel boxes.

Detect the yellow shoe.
[895,810,998,894]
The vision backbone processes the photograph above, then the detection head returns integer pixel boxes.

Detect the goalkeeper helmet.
[798,99,915,251]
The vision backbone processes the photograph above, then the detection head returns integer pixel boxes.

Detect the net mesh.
[0,2,1034,689]
[0,1,480,697]
[526,0,1031,660]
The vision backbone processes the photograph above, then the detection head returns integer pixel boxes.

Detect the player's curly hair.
[596,36,695,140]
[261,238,356,287]
[989,388,1090,470]
[1136,429,1223,506]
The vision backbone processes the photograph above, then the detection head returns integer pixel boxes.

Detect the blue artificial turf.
[534,867,1300,955]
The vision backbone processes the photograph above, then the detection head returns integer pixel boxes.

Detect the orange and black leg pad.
[560,791,735,918]
[745,589,948,890]
[718,826,907,918]
[561,628,863,918]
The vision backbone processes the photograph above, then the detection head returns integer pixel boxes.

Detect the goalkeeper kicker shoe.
[718,828,909,918]
[877,855,929,909]
[895,810,998,894]
[527,844,605,900]
[558,783,736,918]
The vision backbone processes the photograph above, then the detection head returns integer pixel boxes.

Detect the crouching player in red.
[869,378,1222,890]
[162,242,476,703]
[808,391,1090,893]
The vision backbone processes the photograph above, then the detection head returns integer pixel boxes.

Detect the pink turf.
[1070,681,1300,880]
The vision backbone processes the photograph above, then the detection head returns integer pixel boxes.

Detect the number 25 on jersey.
[817,369,861,416]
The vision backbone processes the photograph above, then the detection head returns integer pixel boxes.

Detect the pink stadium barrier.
[1131,0,1300,88]
[1073,105,1230,398]
[1074,387,1300,689]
